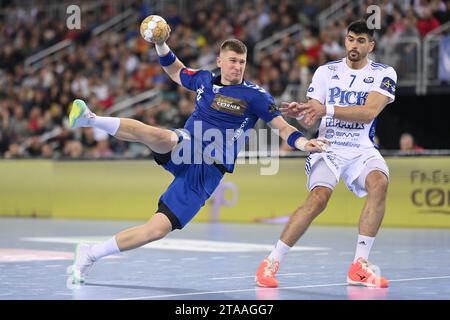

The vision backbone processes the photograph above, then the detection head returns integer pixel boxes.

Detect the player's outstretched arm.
[147,24,184,86]
[268,116,328,153]
[279,101,320,129]
[154,40,185,85]
[141,16,185,85]
[298,93,390,126]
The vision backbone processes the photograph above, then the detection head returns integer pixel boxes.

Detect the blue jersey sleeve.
[179,68,212,91]
[251,91,281,123]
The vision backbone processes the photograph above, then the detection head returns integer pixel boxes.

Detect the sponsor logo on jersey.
[380,77,396,95]
[325,129,334,139]
[328,65,338,71]
[268,104,279,114]
[335,131,360,138]
[307,87,314,93]
[196,85,205,102]
[330,140,361,148]
[332,75,340,80]
[232,117,249,141]
[363,76,374,83]
[328,87,368,106]
[325,118,365,130]
[211,94,247,116]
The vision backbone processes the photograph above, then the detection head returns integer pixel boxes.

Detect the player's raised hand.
[155,24,171,45]
[140,15,171,44]
[165,24,172,43]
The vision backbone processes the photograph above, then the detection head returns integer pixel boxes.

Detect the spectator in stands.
[416,7,441,37]
[4,143,23,159]
[165,3,182,30]
[434,0,450,24]
[91,139,113,158]
[378,25,400,67]
[390,9,407,36]
[172,98,193,128]
[3,0,447,159]
[321,31,345,61]
[63,140,84,158]
[25,136,43,157]
[399,133,424,153]
[41,143,54,159]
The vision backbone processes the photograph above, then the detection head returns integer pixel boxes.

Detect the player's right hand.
[304,138,329,153]
[155,24,171,45]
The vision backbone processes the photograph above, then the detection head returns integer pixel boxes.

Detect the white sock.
[268,240,291,263]
[353,234,375,263]
[91,116,120,136]
[88,236,121,261]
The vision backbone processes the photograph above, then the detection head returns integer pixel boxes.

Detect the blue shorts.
[154,151,225,230]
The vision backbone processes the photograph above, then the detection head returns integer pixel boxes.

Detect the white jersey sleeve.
[369,67,397,104]
[306,66,328,104]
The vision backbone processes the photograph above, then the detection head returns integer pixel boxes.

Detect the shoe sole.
[347,276,388,288]
[69,99,86,128]
[255,276,278,288]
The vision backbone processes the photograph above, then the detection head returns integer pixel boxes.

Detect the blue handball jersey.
[178,68,281,173]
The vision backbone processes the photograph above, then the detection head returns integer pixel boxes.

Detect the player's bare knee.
[305,187,332,213]
[154,128,171,141]
[366,172,388,195]
[141,221,170,243]
[144,227,168,243]
[148,129,177,153]
[152,228,169,241]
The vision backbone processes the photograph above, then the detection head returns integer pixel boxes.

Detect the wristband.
[159,50,177,66]
[326,105,335,117]
[287,131,304,150]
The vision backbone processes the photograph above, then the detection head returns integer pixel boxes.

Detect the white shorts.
[305,148,389,197]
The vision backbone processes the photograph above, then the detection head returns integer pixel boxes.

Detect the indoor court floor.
[1,218,449,300]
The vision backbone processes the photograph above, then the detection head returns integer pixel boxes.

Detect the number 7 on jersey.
[349,74,356,88]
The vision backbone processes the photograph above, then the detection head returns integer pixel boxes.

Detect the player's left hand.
[280,102,304,118]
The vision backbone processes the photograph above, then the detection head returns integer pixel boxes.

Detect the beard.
[347,50,364,62]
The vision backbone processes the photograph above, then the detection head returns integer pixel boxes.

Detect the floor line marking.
[209,272,307,280]
[115,275,450,300]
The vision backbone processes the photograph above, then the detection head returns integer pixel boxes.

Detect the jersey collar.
[343,57,371,72]
[213,75,244,87]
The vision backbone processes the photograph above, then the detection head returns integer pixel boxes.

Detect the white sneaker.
[68,243,95,285]
[68,99,95,129]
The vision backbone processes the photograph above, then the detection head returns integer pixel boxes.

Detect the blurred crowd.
[1,0,448,159]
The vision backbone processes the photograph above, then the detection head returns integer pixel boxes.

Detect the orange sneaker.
[255,258,280,288]
[347,257,389,288]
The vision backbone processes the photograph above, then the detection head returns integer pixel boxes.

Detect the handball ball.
[140,15,169,43]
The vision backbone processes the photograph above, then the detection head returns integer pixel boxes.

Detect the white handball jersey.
[306,58,397,150]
